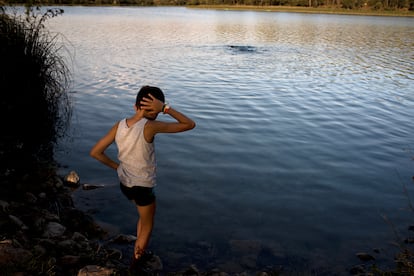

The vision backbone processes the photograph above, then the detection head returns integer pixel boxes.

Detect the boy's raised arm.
[140,94,196,135]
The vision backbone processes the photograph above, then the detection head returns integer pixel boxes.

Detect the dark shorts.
[120,183,156,206]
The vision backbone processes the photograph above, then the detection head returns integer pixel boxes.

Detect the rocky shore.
[0,169,132,275]
[0,169,281,276]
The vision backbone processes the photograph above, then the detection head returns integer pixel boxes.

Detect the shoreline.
[187,4,414,17]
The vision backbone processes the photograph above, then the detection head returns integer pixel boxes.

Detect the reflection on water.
[50,7,414,274]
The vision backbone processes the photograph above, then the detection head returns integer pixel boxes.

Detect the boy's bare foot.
[129,250,154,274]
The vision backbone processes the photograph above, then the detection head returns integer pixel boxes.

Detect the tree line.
[3,0,414,11]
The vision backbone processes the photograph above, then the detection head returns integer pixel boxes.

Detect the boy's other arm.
[145,107,196,143]
[158,107,196,133]
[90,122,119,170]
[140,94,196,134]
[146,108,196,137]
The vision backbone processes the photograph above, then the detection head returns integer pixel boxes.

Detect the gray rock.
[146,254,163,271]
[41,209,60,221]
[107,248,123,260]
[33,245,47,256]
[0,200,9,213]
[9,215,28,230]
[58,239,77,250]
[77,265,115,276]
[72,232,88,242]
[24,192,37,203]
[43,222,66,238]
[111,234,136,244]
[60,255,80,266]
[182,264,200,276]
[356,252,375,261]
[54,176,64,188]
[33,217,46,232]
[0,239,13,245]
[0,242,32,265]
[64,170,80,186]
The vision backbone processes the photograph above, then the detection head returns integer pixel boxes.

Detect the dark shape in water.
[356,252,375,262]
[228,45,257,52]
[82,184,105,190]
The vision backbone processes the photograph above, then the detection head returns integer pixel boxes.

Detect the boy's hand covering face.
[140,94,164,113]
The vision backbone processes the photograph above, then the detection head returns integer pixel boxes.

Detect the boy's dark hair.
[136,86,165,108]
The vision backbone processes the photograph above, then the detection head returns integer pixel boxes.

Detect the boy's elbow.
[178,120,195,132]
[188,121,196,130]
[89,149,98,159]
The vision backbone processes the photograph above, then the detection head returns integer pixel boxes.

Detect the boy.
[90,86,195,271]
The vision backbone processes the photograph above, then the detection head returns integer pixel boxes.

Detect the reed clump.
[0,5,72,193]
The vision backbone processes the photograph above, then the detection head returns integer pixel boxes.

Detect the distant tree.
[341,0,354,8]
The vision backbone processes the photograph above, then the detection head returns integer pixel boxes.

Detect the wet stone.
[43,221,66,238]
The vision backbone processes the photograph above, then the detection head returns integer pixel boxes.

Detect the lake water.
[47,6,414,274]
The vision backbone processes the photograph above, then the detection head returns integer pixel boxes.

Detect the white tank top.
[115,118,156,188]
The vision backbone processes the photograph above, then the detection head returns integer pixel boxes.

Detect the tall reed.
[0,6,72,190]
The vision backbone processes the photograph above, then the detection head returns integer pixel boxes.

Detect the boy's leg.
[134,201,156,259]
